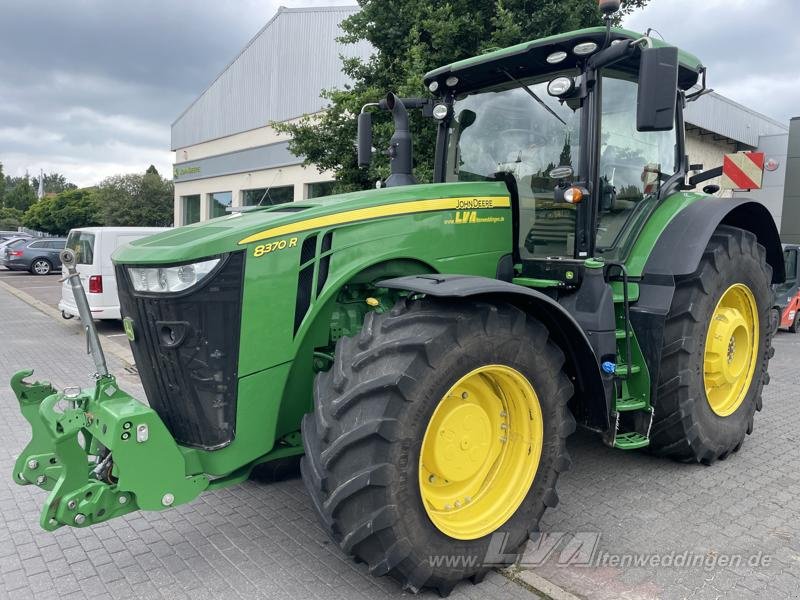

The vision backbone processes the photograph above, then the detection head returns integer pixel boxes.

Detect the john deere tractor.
[12,1,784,595]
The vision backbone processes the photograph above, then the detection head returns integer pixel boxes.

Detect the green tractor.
[12,2,784,595]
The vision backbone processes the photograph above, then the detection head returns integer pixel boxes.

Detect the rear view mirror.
[637,46,678,132]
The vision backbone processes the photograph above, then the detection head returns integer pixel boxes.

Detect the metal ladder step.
[614,432,650,450]
[615,363,641,376]
[615,328,627,340]
[615,397,648,412]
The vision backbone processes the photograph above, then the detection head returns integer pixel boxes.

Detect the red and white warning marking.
[721,151,764,190]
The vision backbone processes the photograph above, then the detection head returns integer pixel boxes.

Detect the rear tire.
[30,259,52,275]
[789,312,799,334]
[650,226,773,464]
[301,298,575,595]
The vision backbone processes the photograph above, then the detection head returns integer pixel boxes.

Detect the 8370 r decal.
[253,237,298,257]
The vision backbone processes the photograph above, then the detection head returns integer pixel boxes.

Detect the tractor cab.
[424,26,703,285]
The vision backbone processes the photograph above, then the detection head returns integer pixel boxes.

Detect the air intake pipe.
[382,93,416,187]
[357,93,435,187]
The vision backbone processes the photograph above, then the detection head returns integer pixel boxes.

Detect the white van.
[59,227,170,320]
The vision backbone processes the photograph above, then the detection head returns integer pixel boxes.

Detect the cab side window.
[597,76,678,254]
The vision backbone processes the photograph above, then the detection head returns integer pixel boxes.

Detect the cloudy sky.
[1,0,796,187]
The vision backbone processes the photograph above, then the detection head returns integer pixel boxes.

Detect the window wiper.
[500,68,566,126]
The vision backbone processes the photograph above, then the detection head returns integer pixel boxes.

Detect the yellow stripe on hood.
[238,196,510,245]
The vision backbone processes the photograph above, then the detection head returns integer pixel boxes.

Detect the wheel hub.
[703,284,759,417]
[418,365,543,540]
[428,403,493,482]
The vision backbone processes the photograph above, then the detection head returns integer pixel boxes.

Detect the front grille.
[116,252,245,450]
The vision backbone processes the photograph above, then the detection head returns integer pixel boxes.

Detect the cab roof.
[424,26,703,94]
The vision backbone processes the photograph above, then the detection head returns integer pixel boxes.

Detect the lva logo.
[454,210,478,224]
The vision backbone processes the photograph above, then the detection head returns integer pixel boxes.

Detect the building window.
[182,195,200,224]
[210,191,232,218]
[242,186,294,206]
[307,181,335,199]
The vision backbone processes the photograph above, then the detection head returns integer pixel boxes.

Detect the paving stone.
[2,280,798,600]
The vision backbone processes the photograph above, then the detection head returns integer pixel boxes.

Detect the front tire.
[301,299,574,595]
[789,312,799,334]
[650,226,773,463]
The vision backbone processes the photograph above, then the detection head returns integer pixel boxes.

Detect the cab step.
[613,432,650,450]
[614,363,641,376]
[615,396,648,412]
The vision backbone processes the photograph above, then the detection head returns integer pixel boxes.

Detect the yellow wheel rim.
[703,283,759,417]
[418,365,543,540]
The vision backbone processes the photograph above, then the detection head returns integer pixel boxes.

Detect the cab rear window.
[66,231,96,264]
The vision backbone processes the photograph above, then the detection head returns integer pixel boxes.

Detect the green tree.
[0,207,23,231]
[22,188,102,235]
[96,169,174,227]
[277,0,649,192]
[4,175,37,212]
[0,162,6,206]
[31,172,78,195]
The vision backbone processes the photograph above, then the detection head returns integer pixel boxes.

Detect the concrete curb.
[0,279,135,367]
[502,567,583,600]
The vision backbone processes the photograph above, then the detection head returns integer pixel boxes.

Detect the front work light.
[128,257,221,294]
[548,77,575,97]
[432,104,449,120]
[573,41,598,56]
[546,51,567,64]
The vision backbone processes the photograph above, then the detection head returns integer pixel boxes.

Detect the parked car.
[0,237,67,274]
[0,230,30,241]
[59,227,170,320]
[0,236,30,254]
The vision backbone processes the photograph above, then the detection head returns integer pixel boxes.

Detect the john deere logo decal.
[122,317,135,341]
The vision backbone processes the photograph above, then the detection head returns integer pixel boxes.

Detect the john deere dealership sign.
[172,142,299,183]
[173,165,201,179]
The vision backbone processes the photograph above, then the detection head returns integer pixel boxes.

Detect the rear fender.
[379,274,610,431]
[643,198,784,283]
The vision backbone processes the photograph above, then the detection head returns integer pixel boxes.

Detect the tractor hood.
[112,181,510,265]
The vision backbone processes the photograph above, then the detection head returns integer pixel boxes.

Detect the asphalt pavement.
[0,267,131,353]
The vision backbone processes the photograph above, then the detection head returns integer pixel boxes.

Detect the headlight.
[128,257,220,293]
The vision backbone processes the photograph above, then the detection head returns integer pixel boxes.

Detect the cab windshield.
[445,76,582,259]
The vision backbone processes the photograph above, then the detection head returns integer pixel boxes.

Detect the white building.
[171,6,790,228]
[171,6,368,224]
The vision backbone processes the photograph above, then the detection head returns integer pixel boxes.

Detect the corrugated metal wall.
[171,7,372,150]
[685,92,788,148]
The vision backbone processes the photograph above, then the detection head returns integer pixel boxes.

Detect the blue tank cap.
[601,361,616,374]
